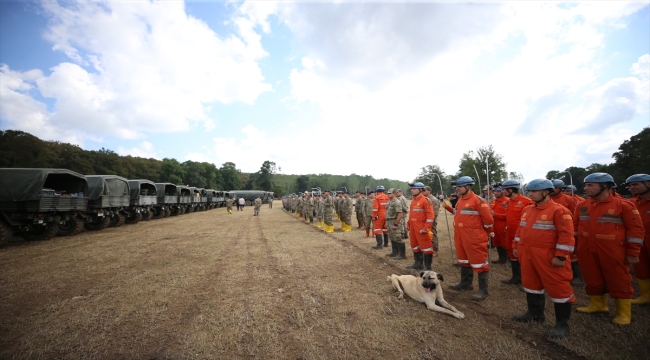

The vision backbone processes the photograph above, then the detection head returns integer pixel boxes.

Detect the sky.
[1,0,648,183]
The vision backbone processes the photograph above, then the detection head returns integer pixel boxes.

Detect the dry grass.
[0,205,648,359]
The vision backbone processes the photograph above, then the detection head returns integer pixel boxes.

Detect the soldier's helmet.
[551,179,565,188]
[584,173,615,185]
[452,176,475,187]
[410,182,425,189]
[525,179,554,191]
[625,174,650,185]
[501,179,521,189]
[376,185,385,191]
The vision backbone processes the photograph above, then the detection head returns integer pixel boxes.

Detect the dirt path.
[0,206,647,359]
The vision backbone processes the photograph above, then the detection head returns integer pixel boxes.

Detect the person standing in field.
[253,196,262,216]
[363,191,375,238]
[384,188,406,260]
[625,174,650,305]
[315,193,323,228]
[268,196,273,208]
[500,180,535,286]
[489,185,509,264]
[297,194,304,218]
[551,179,584,286]
[340,192,353,232]
[422,186,440,255]
[226,197,233,214]
[396,189,410,241]
[238,197,245,211]
[304,192,314,223]
[334,192,340,221]
[355,191,365,229]
[372,186,389,249]
[322,191,334,233]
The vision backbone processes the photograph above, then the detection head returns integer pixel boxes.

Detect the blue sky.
[1,1,648,183]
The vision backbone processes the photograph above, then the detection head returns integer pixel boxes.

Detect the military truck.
[126,179,157,223]
[194,188,208,211]
[153,183,177,218]
[177,185,192,215]
[229,190,267,206]
[83,175,130,231]
[0,168,88,244]
[205,189,216,209]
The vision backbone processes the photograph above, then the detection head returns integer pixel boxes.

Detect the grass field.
[0,205,648,359]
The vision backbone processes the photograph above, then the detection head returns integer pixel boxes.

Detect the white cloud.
[117,141,159,159]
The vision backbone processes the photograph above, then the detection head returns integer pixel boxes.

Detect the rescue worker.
[626,174,650,305]
[355,191,365,229]
[444,176,494,301]
[511,179,575,339]
[406,182,435,270]
[550,179,576,213]
[385,189,405,260]
[489,184,509,264]
[363,191,375,238]
[322,191,335,233]
[500,179,535,285]
[340,192,353,232]
[574,173,645,325]
[563,185,585,204]
[253,196,262,216]
[422,186,440,255]
[226,197,233,215]
[372,186,389,249]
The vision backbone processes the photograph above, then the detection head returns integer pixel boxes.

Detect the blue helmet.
[625,174,650,185]
[501,179,521,189]
[551,179,565,188]
[564,185,578,192]
[452,176,475,187]
[376,185,385,191]
[525,179,554,191]
[584,172,615,185]
[493,185,502,191]
[410,182,425,189]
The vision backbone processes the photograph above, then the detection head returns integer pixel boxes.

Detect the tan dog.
[388,271,465,319]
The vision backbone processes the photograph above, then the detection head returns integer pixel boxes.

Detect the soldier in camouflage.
[315,193,323,228]
[253,196,262,216]
[355,191,365,229]
[385,189,406,260]
[322,191,334,233]
[340,192,353,232]
[304,192,315,223]
[363,191,375,238]
[297,194,304,218]
[396,189,409,240]
[226,197,233,215]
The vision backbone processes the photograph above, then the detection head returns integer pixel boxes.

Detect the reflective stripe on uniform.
[457,259,469,264]
[412,208,425,212]
[628,237,644,244]
[426,219,433,222]
[550,294,574,303]
[510,258,518,261]
[523,287,545,294]
[412,246,420,251]
[514,236,520,242]
[556,244,574,251]
[421,247,433,252]
[471,261,488,268]
[460,210,479,215]
[484,224,493,228]
[597,217,624,224]
[532,224,557,230]
[520,221,526,226]
[579,215,590,221]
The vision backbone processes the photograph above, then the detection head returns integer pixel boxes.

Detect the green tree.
[160,158,185,184]
[415,165,453,195]
[256,160,277,191]
[457,145,508,188]
[611,127,649,181]
[219,162,242,190]
[296,175,310,192]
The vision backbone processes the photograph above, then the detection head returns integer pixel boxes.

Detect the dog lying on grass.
[388,271,465,319]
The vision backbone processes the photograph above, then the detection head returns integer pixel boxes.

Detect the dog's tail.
[386,275,393,282]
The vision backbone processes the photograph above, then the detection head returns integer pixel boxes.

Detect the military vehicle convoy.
[0,167,241,245]
[228,190,274,206]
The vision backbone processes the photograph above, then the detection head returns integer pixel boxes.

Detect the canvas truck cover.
[155,183,178,196]
[0,168,88,201]
[86,175,130,200]
[128,179,157,199]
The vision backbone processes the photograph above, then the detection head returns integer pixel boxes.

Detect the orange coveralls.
[573,195,645,298]
[408,193,435,255]
[514,201,576,303]
[450,192,494,273]
[372,192,389,236]
[632,197,650,279]
[505,194,535,261]
[490,196,509,248]
[551,193,576,213]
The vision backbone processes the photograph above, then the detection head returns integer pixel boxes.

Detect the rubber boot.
[577,294,609,313]
[383,234,389,247]
[632,278,650,305]
[570,262,585,287]
[365,229,370,238]
[423,253,433,271]
[512,293,546,323]
[372,235,383,249]
[386,241,398,257]
[546,303,571,339]
[612,298,632,325]
[502,260,522,285]
[406,252,423,269]
[450,266,474,290]
[394,243,406,260]
[492,247,507,264]
[310,217,314,224]
[471,272,489,300]
[325,224,334,233]
[317,221,322,228]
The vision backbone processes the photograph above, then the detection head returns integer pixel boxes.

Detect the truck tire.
[142,209,153,221]
[125,212,142,224]
[0,220,13,246]
[58,216,84,236]
[84,216,110,231]
[109,213,125,227]
[165,208,171,217]
[152,208,164,219]
[22,222,58,241]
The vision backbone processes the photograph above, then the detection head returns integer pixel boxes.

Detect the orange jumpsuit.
[451,192,494,273]
[573,194,645,298]
[490,196,509,248]
[408,193,435,255]
[551,193,576,213]
[505,194,535,261]
[514,201,576,303]
[631,196,650,279]
[372,192,389,236]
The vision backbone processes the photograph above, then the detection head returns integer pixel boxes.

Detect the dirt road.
[0,206,647,359]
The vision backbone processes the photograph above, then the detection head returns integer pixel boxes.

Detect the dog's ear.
[419,271,425,278]
[437,273,444,282]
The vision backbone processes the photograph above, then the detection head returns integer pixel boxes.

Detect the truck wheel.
[84,216,110,231]
[109,213,125,227]
[165,208,171,217]
[58,216,84,236]
[152,208,164,219]
[0,220,13,246]
[22,222,58,241]
[142,209,153,221]
[125,212,142,224]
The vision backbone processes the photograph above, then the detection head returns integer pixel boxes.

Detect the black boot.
[394,243,406,260]
[472,272,489,301]
[406,252,423,269]
[571,262,585,287]
[492,247,508,264]
[383,234,389,247]
[450,266,474,290]
[372,235,383,249]
[423,253,433,271]
[512,293,546,322]
[546,303,571,339]
[386,241,398,257]
[502,260,522,284]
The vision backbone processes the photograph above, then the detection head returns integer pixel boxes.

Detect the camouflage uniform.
[427,194,441,252]
[397,193,409,239]
[355,196,364,228]
[363,196,374,231]
[341,196,353,231]
[253,198,262,216]
[305,195,314,222]
[226,198,233,213]
[291,196,297,213]
[323,195,334,228]
[385,197,404,243]
[334,194,340,220]
[297,196,303,217]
